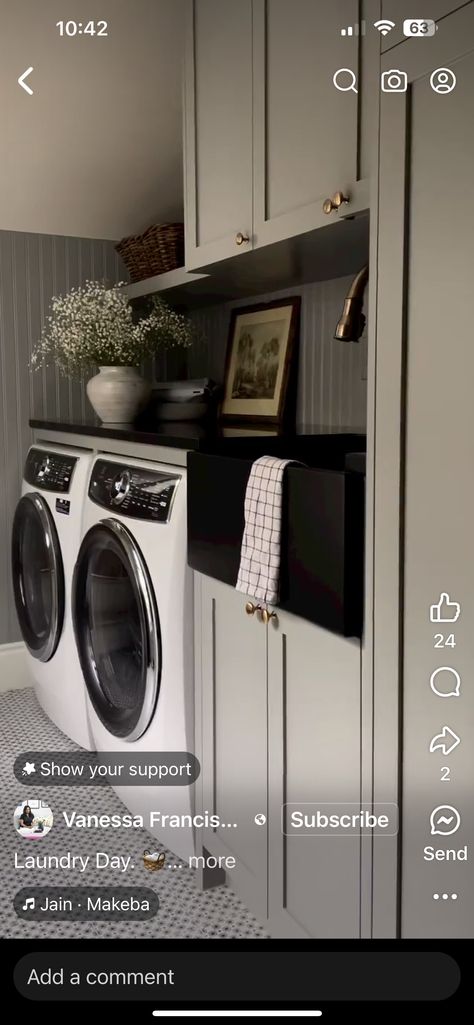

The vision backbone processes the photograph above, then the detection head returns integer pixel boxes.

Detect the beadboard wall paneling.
[188,276,368,428]
[0,231,123,644]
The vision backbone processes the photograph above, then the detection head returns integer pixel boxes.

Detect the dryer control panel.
[24,448,77,492]
[89,459,181,522]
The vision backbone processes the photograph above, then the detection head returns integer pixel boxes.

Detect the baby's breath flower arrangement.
[30,281,194,376]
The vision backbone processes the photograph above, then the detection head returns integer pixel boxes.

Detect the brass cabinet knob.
[261,608,278,625]
[235,232,249,246]
[322,191,350,215]
[245,601,262,616]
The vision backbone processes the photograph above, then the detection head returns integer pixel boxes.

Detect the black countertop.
[30,416,366,457]
[30,415,222,450]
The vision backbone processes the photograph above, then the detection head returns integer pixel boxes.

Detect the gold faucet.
[334,265,369,342]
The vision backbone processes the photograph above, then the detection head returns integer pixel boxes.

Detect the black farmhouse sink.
[187,434,365,638]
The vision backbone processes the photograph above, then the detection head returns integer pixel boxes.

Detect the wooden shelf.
[199,212,370,301]
[122,267,209,300]
[121,265,243,308]
[121,211,370,309]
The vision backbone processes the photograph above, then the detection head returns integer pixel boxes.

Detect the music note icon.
[22,896,35,911]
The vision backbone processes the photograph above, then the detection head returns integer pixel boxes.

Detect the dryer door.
[11,493,65,662]
[73,519,161,741]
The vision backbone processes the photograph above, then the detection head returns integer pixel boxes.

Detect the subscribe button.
[283,803,399,836]
[14,953,460,1002]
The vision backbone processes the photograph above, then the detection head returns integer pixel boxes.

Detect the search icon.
[333,68,358,93]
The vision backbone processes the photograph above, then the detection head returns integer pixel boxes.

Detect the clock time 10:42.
[56,21,108,37]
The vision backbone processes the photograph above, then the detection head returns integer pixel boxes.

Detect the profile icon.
[430,68,456,94]
[14,801,53,840]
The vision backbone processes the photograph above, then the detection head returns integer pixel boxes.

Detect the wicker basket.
[142,850,166,871]
[116,223,184,283]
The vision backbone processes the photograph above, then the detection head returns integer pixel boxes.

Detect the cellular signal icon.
[341,21,366,36]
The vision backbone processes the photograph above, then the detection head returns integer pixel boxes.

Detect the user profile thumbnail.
[13,800,53,840]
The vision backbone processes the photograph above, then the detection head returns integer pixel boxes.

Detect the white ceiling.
[0,0,185,240]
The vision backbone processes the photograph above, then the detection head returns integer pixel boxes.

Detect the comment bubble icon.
[430,667,461,698]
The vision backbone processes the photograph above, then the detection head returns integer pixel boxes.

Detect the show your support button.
[14,952,460,1002]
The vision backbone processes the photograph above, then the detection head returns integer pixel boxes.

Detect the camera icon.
[381,69,408,93]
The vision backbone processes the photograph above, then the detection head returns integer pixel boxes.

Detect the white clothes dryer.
[72,453,195,861]
[11,444,93,748]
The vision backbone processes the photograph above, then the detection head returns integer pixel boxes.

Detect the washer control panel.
[24,448,77,492]
[89,459,181,522]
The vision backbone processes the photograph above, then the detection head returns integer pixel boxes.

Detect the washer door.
[11,493,65,662]
[73,519,161,741]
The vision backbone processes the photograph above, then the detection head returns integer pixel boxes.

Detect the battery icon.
[403,18,437,36]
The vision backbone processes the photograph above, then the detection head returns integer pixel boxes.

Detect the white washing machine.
[11,444,93,748]
[72,453,195,860]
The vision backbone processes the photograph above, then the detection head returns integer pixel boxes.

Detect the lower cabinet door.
[267,609,362,937]
[199,576,268,923]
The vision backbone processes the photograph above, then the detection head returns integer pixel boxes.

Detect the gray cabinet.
[184,0,377,269]
[184,0,253,270]
[252,0,371,247]
[373,3,474,938]
[196,574,268,920]
[194,573,362,935]
[267,610,361,937]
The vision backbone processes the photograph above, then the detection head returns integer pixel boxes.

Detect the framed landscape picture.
[221,297,300,424]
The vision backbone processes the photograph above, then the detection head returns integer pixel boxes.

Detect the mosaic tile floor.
[0,687,267,939]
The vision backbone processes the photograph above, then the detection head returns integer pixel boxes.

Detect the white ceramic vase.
[86,366,151,424]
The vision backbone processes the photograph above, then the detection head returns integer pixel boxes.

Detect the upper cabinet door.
[252,0,368,248]
[184,0,254,270]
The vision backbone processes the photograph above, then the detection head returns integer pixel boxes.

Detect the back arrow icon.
[429,726,461,756]
[18,67,34,95]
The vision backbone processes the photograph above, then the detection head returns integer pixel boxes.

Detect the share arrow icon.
[429,726,461,756]
[18,67,34,95]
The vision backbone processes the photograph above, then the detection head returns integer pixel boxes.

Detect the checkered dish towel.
[236,455,298,605]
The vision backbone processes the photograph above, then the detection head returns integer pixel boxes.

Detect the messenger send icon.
[430,805,461,836]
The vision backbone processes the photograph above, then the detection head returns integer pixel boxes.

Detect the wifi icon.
[374,19,396,36]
